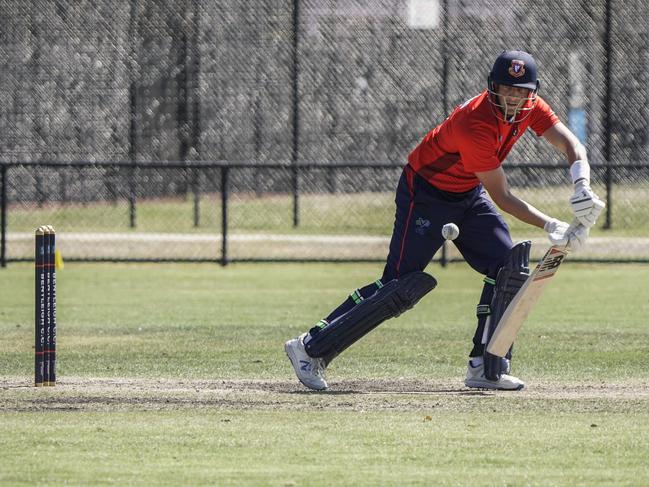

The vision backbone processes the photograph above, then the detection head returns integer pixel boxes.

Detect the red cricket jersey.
[407,91,559,192]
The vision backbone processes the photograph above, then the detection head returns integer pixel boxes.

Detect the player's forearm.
[494,192,550,229]
[566,141,588,165]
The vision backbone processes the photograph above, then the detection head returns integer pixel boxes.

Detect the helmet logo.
[508,60,526,78]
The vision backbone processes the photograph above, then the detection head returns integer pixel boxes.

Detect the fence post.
[220,166,229,266]
[192,0,202,227]
[441,0,450,269]
[129,0,139,229]
[193,169,200,227]
[603,0,613,229]
[1,164,7,268]
[604,163,612,229]
[441,0,449,117]
[189,0,202,161]
[291,0,300,227]
[107,166,117,205]
[129,164,137,228]
[437,0,450,269]
[183,0,202,227]
[60,171,68,204]
[36,174,45,208]
[440,241,448,268]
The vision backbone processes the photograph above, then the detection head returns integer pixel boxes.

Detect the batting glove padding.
[545,218,589,251]
[569,180,605,228]
[565,221,589,252]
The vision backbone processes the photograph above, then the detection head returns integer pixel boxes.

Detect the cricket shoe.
[284,333,328,391]
[464,359,525,391]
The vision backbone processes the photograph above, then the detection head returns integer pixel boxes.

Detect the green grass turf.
[2,410,648,486]
[1,262,649,486]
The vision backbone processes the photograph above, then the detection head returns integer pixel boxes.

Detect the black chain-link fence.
[1,1,648,264]
[2,161,648,264]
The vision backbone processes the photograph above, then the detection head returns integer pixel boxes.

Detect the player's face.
[496,85,533,118]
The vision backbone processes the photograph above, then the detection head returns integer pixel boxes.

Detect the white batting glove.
[570,180,605,228]
[568,161,604,228]
[544,219,571,246]
[564,220,589,252]
[544,219,589,251]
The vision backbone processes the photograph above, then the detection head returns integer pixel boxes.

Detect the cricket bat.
[486,244,569,357]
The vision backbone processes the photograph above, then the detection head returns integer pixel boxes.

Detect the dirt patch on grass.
[3,376,649,413]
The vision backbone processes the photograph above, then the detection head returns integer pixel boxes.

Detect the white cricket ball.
[441,223,460,241]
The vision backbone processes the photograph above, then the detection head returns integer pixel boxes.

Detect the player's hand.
[570,180,605,227]
[565,220,589,252]
[545,219,589,251]
[544,219,570,246]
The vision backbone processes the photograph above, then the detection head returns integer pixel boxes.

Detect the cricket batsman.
[285,50,605,391]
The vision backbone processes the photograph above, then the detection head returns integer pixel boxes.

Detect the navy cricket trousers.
[382,164,513,281]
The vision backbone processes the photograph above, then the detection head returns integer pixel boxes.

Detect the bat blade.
[486,245,569,357]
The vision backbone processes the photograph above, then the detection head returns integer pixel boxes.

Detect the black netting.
[1,1,648,263]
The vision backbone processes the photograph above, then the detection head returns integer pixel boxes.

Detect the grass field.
[2,262,649,486]
[6,185,649,237]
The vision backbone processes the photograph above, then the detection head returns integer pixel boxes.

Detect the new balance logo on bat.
[535,251,566,280]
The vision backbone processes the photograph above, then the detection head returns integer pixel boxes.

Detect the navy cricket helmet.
[487,50,540,122]
[488,50,540,92]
